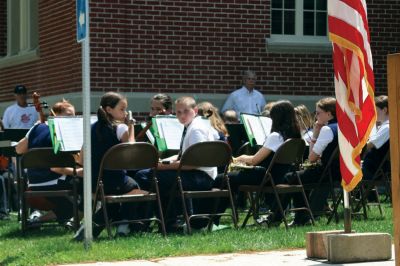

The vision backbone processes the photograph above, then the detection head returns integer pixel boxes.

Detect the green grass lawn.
[0,204,393,266]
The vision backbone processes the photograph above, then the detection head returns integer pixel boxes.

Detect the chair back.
[21,148,76,169]
[180,141,232,168]
[319,145,340,182]
[269,138,306,167]
[100,142,159,171]
[371,148,391,180]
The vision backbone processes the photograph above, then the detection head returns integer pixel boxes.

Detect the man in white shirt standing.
[221,70,266,119]
[2,85,39,129]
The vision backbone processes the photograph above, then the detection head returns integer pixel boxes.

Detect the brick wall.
[90,0,335,96]
[0,0,81,102]
[0,0,6,56]
[367,0,400,95]
[0,0,398,103]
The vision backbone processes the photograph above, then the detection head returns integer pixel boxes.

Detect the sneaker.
[29,210,42,220]
[63,218,75,231]
[73,224,103,242]
[73,224,85,241]
[116,222,130,237]
[256,214,281,228]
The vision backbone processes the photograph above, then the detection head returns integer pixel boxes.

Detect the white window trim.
[0,0,39,68]
[267,0,331,53]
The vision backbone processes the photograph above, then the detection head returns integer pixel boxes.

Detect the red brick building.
[0,0,399,118]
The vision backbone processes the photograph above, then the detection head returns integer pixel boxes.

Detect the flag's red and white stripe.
[328,0,376,192]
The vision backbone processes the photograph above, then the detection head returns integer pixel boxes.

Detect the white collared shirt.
[221,86,266,117]
[181,116,217,179]
[369,120,389,149]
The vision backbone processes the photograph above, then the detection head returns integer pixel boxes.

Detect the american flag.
[328,0,377,192]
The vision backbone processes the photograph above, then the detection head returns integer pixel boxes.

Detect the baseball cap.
[14,85,27,94]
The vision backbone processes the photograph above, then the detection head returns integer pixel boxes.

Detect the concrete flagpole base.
[306,231,392,263]
[327,233,392,263]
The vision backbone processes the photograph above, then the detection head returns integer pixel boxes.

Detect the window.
[0,0,39,68]
[267,0,330,53]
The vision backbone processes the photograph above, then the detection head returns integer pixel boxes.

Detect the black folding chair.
[93,142,166,238]
[239,138,314,229]
[20,148,79,232]
[302,146,341,224]
[169,141,238,234]
[353,148,391,219]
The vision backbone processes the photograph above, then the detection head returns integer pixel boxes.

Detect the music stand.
[3,129,29,142]
[0,129,29,216]
[226,123,247,156]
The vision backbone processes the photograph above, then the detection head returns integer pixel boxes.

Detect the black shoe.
[73,224,103,242]
[256,214,281,228]
[26,216,42,229]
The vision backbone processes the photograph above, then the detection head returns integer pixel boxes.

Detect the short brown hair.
[175,96,196,108]
[51,99,74,115]
[316,97,336,118]
[375,95,388,111]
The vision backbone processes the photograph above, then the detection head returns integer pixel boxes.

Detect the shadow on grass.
[0,255,20,265]
[1,224,72,240]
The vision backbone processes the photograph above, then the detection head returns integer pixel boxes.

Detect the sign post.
[77,0,92,249]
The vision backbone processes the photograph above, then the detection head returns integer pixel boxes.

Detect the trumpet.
[301,159,322,170]
[228,157,263,172]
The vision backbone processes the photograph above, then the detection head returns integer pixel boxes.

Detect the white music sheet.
[259,116,272,137]
[242,114,266,146]
[156,118,184,150]
[54,117,84,152]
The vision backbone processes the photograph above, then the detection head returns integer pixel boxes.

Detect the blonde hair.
[197,101,228,137]
[295,104,313,130]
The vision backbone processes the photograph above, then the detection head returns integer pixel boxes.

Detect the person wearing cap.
[2,85,39,129]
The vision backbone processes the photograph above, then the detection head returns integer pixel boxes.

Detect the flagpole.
[343,189,351,233]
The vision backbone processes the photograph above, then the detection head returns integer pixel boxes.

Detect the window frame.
[0,0,39,68]
[266,0,331,53]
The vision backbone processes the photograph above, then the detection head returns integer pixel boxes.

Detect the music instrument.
[301,159,322,170]
[228,157,261,172]
[31,92,49,123]
[136,119,152,142]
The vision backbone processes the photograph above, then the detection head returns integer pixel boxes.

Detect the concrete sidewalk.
[64,249,394,266]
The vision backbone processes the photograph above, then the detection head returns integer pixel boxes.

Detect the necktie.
[177,126,188,160]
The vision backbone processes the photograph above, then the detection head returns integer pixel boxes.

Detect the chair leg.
[226,182,238,229]
[374,187,384,217]
[327,192,342,225]
[272,190,287,230]
[21,194,27,233]
[360,184,369,220]
[72,180,79,231]
[99,188,112,239]
[301,188,315,225]
[154,178,166,236]
[241,192,254,228]
[177,176,191,234]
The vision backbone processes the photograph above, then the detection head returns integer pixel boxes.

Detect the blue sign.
[76,0,87,42]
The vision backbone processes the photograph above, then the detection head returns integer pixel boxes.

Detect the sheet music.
[242,114,266,146]
[259,116,272,137]
[54,117,84,152]
[156,118,183,149]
